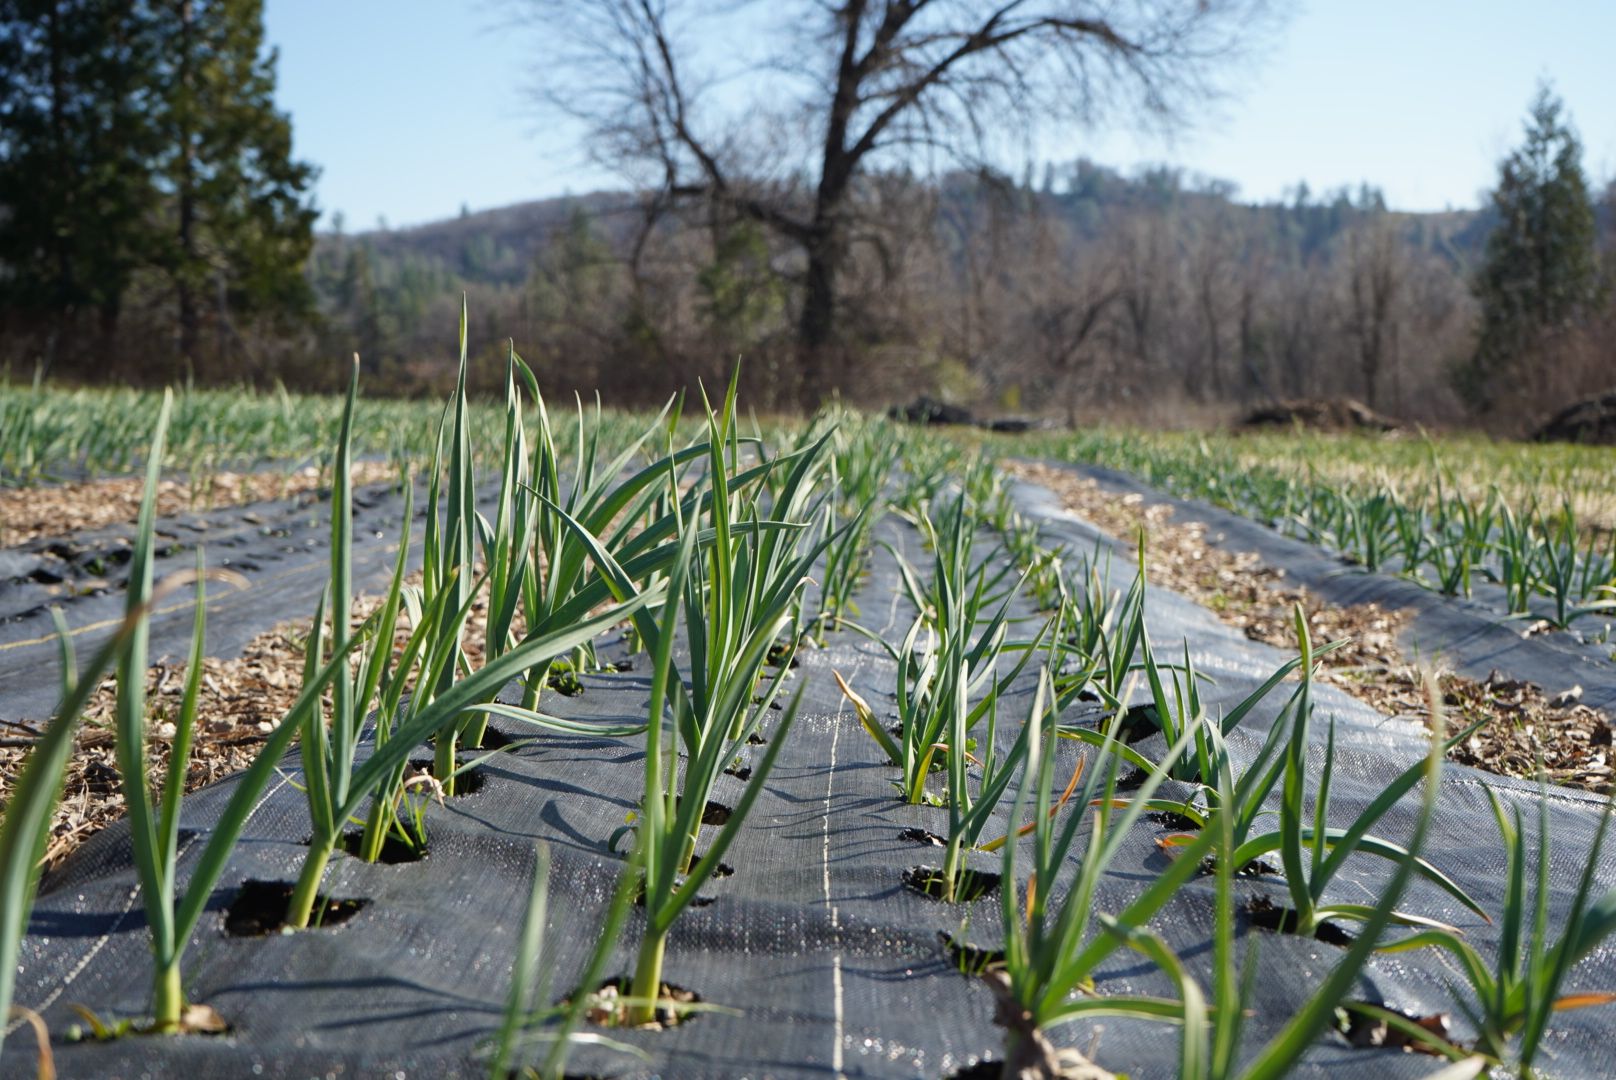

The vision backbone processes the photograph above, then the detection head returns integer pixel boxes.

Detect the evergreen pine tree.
[0,0,158,368]
[1461,82,1599,409]
[151,0,318,376]
[0,0,316,378]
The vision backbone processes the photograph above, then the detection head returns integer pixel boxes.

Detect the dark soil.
[1245,894,1354,946]
[223,879,368,936]
[938,931,1005,975]
[903,865,1001,903]
[338,828,426,865]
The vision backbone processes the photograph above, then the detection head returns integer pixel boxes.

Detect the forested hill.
[315,165,1491,300]
[303,161,1524,418]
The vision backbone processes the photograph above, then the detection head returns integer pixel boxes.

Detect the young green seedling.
[1150,683,1468,1080]
[1,609,153,1063]
[1375,780,1616,1073]
[1209,607,1484,937]
[991,670,1223,1076]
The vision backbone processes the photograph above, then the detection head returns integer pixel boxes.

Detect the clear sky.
[262,0,1615,230]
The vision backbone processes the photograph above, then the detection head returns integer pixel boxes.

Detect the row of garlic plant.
[847,445,1616,1078]
[2,311,837,1071]
[1019,428,1616,630]
[9,375,1616,1077]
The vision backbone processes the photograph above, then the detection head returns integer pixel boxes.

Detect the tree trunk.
[796,227,839,409]
[176,0,200,376]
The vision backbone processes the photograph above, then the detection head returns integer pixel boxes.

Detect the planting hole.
[723,763,752,781]
[546,669,585,697]
[1114,767,1148,792]
[1244,895,1354,946]
[469,726,513,751]
[903,865,1001,903]
[223,879,368,936]
[410,757,486,796]
[1114,703,1162,744]
[899,827,947,847]
[764,642,800,668]
[700,800,732,826]
[338,829,426,865]
[577,975,702,1030]
[1336,1002,1456,1054]
[1146,809,1201,831]
[1200,855,1280,879]
[937,930,1004,975]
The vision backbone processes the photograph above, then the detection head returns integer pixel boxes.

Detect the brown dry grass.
[1010,460,1612,795]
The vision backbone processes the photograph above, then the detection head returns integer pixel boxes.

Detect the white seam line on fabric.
[824,521,909,1077]
[824,685,845,1080]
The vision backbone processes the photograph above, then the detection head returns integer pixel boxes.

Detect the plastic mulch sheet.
[10,478,1616,1078]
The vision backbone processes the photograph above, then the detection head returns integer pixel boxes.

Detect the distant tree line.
[0,0,317,383]
[309,134,1613,431]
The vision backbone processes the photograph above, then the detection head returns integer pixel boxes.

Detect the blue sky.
[263,1,1615,229]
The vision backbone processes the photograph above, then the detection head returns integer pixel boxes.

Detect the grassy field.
[0,377,498,485]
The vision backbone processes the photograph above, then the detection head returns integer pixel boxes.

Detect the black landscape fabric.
[9,478,1616,1078]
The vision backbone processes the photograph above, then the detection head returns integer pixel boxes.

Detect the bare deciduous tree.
[1343,217,1404,410]
[519,0,1277,404]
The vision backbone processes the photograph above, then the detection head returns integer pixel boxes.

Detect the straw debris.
[1008,460,1613,795]
[0,461,396,547]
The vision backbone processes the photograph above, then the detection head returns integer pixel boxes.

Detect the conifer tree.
[1461,82,1599,409]
[0,0,316,377]
[150,0,318,376]
[0,0,157,366]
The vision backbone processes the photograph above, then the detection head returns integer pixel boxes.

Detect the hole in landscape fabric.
[470,725,514,750]
[338,828,426,865]
[222,880,369,936]
[1245,894,1355,946]
[1145,809,1200,831]
[410,757,487,796]
[938,931,1005,975]
[1336,1001,1457,1055]
[1113,702,1164,744]
[899,827,947,847]
[575,975,703,1030]
[903,865,1002,903]
[700,800,732,826]
[764,641,800,668]
[546,668,585,697]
